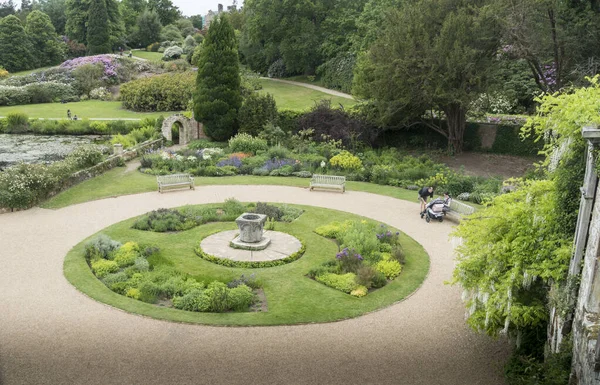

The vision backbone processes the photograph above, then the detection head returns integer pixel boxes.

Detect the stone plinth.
[235,213,267,243]
[199,230,303,262]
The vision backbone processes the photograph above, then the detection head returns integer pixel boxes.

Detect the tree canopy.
[0,14,35,72]
[353,0,500,153]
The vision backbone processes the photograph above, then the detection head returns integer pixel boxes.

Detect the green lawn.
[259,79,356,111]
[132,50,164,61]
[0,101,180,119]
[64,204,430,325]
[283,75,325,88]
[42,168,425,209]
[9,65,55,77]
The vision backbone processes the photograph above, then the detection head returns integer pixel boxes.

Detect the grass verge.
[0,100,179,119]
[42,167,476,210]
[64,204,429,326]
[258,79,356,111]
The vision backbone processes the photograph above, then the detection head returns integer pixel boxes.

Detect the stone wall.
[161,114,207,145]
[571,180,600,384]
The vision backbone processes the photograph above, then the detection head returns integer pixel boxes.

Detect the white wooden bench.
[157,174,195,193]
[445,199,475,221]
[309,174,346,193]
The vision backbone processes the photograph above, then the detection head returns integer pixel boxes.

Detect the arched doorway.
[161,114,207,145]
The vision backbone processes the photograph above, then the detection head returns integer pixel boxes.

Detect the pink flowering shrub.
[60,55,124,82]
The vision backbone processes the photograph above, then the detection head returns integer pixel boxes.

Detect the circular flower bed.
[64,203,430,326]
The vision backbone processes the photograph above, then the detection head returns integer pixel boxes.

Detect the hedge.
[0,117,159,135]
[194,242,306,268]
[374,122,542,156]
[120,72,194,112]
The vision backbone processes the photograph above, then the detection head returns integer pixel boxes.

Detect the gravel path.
[0,186,509,385]
[260,77,355,100]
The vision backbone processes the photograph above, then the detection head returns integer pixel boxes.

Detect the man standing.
[418,186,434,216]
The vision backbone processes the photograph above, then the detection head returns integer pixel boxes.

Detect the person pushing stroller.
[421,192,452,222]
[418,186,434,216]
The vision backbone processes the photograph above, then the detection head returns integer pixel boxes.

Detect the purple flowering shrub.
[336,247,363,273]
[60,55,132,83]
[376,224,400,245]
[217,156,243,168]
[262,158,297,171]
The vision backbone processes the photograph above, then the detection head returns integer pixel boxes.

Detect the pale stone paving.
[201,230,303,262]
[0,185,509,385]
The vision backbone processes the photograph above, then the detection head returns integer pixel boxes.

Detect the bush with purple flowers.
[376,224,400,245]
[336,247,363,273]
[217,156,243,168]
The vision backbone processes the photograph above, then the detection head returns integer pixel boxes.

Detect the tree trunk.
[444,103,466,155]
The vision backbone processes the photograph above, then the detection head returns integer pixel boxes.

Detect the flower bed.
[309,221,405,297]
[84,235,259,313]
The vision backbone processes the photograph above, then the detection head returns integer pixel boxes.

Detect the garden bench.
[157,174,195,193]
[445,199,475,221]
[309,174,346,193]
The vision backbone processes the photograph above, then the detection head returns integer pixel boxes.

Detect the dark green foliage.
[131,208,203,232]
[136,9,162,48]
[553,138,586,239]
[354,0,500,153]
[276,110,302,133]
[195,243,306,269]
[159,23,182,42]
[65,0,123,49]
[25,10,66,67]
[37,0,68,35]
[491,125,544,156]
[316,53,356,93]
[86,0,111,54]
[120,72,195,111]
[0,15,35,72]
[238,93,278,136]
[148,0,180,26]
[297,100,377,148]
[194,14,242,141]
[253,202,283,221]
[504,326,572,385]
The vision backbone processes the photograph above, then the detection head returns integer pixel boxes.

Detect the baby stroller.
[421,197,450,223]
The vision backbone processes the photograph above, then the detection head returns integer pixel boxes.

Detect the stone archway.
[161,114,207,145]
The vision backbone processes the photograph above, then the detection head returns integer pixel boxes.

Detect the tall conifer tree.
[194,14,242,141]
[86,0,110,54]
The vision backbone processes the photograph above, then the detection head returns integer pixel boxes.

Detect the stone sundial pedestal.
[231,213,271,250]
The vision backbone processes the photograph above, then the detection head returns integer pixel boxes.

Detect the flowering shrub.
[83,234,259,313]
[228,133,268,154]
[329,150,362,170]
[60,55,120,80]
[336,247,363,273]
[120,72,195,112]
[376,225,400,245]
[0,66,8,79]
[89,87,112,101]
[217,156,243,168]
[162,46,183,61]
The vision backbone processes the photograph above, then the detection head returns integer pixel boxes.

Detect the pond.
[0,134,108,170]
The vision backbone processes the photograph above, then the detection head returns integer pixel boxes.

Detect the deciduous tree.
[353,0,500,153]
